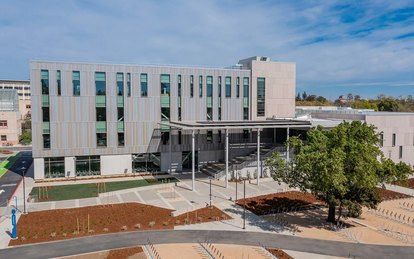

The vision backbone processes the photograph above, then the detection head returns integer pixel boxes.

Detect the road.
[2,230,414,259]
[0,151,32,207]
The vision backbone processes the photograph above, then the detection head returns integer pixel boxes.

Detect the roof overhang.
[159,119,313,130]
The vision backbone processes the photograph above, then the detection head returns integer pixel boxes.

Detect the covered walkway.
[161,119,312,191]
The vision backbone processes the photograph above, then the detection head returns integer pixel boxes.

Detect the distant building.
[0,80,31,119]
[296,106,414,165]
[0,89,22,146]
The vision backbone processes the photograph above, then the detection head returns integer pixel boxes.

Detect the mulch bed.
[9,203,230,246]
[106,246,144,259]
[393,178,414,190]
[236,191,323,216]
[376,187,411,201]
[267,248,294,259]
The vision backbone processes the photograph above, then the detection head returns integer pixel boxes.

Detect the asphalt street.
[0,151,32,207]
[2,230,414,259]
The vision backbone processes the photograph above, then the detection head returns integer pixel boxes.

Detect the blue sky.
[1,0,414,100]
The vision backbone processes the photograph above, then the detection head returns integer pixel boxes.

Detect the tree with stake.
[266,121,411,223]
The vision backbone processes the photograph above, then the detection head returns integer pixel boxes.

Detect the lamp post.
[21,166,27,214]
[209,177,212,207]
[243,179,246,230]
[235,170,238,203]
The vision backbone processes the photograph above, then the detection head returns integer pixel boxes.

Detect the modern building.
[0,89,22,146]
[0,80,31,119]
[31,57,313,183]
[296,106,414,165]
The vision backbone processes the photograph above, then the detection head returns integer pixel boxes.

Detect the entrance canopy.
[160,119,312,130]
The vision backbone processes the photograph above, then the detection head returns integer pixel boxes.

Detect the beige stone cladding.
[366,114,414,165]
[0,111,21,145]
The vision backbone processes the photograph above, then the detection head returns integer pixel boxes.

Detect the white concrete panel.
[100,154,132,175]
[64,156,75,178]
[34,158,45,180]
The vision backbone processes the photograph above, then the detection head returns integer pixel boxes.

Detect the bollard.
[11,208,17,239]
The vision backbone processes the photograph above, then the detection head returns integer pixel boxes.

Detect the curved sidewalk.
[3,230,414,259]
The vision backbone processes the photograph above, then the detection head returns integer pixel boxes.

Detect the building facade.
[31,57,297,179]
[0,89,22,146]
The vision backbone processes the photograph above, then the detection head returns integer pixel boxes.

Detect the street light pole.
[209,177,212,207]
[22,167,27,214]
[243,179,246,229]
[235,171,238,203]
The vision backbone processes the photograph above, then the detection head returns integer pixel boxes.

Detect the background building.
[0,89,22,146]
[296,106,414,165]
[0,80,31,119]
[30,57,299,179]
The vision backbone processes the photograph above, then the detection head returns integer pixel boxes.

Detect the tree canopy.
[266,121,411,222]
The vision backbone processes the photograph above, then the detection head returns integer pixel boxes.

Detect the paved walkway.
[3,229,414,259]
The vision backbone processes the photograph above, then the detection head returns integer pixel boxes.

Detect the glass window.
[141,73,148,97]
[127,73,131,97]
[190,75,194,98]
[44,157,65,178]
[57,70,61,96]
[178,75,182,121]
[236,77,240,98]
[1,135,7,141]
[118,133,125,147]
[399,146,403,159]
[199,75,203,97]
[218,130,222,143]
[161,131,170,145]
[96,107,106,121]
[42,107,50,122]
[160,74,170,122]
[97,133,107,147]
[225,77,231,97]
[75,156,100,176]
[218,76,222,98]
[207,76,213,97]
[243,77,249,97]
[95,72,106,95]
[379,133,384,147]
[257,77,265,116]
[207,130,213,143]
[117,107,124,121]
[41,70,49,95]
[117,72,124,96]
[73,71,80,96]
[43,134,50,149]
[0,120,7,127]
[392,133,396,147]
[178,131,182,145]
[243,129,249,139]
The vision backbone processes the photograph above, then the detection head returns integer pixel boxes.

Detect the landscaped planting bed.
[267,248,294,259]
[30,177,178,202]
[393,178,414,190]
[9,203,231,246]
[376,187,411,200]
[106,246,144,259]
[236,191,323,216]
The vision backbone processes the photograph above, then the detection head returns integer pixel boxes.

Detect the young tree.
[302,91,308,101]
[296,93,301,101]
[266,121,411,222]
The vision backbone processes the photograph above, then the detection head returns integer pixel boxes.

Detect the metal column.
[257,128,261,185]
[286,127,290,162]
[192,130,195,191]
[225,128,229,188]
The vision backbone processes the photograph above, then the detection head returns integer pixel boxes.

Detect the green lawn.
[30,177,178,202]
[0,152,20,177]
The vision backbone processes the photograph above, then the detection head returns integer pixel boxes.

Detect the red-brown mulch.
[236,191,323,216]
[376,187,411,201]
[9,203,231,246]
[267,248,294,259]
[393,178,414,190]
[106,246,144,259]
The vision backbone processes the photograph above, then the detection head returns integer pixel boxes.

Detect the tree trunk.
[327,203,336,223]
[337,203,343,222]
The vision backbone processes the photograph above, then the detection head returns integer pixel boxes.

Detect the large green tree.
[266,121,411,222]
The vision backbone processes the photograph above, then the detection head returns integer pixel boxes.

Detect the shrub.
[148,221,155,228]
[175,220,180,225]
[197,217,203,223]
[62,232,67,237]
[50,232,57,238]
[103,228,109,232]
[134,223,141,229]
[162,221,169,226]
[121,225,128,231]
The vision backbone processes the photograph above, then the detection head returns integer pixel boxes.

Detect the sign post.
[11,208,17,239]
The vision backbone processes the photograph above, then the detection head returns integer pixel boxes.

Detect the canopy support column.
[192,129,195,191]
[257,128,261,186]
[225,128,229,188]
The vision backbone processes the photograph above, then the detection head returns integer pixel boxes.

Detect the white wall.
[33,158,44,180]
[100,154,132,175]
[64,157,75,177]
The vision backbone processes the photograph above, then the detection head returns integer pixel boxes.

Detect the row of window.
[0,86,30,90]
[40,70,247,99]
